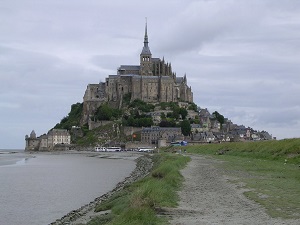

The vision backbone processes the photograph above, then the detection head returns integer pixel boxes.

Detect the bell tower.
[140,19,153,76]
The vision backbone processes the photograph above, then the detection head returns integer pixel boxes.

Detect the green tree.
[179,108,188,120]
[212,111,225,128]
[123,92,132,105]
[188,102,198,111]
[129,99,155,112]
[194,119,200,124]
[180,119,191,136]
[167,118,176,127]
[54,102,83,130]
[172,107,180,119]
[166,112,173,118]
[95,104,112,120]
[159,102,167,110]
[138,117,153,127]
[159,118,176,127]
[94,103,122,121]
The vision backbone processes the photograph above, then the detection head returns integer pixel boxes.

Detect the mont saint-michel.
[80,23,193,125]
[25,24,272,151]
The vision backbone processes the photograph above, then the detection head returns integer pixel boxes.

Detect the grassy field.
[181,138,300,219]
[85,138,300,224]
[87,153,190,225]
[185,138,300,164]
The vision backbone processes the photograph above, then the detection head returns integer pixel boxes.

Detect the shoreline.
[0,151,35,167]
[49,152,153,225]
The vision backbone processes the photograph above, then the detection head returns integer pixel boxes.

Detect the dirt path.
[168,154,300,225]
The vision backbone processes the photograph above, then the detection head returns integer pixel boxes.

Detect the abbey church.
[81,23,193,125]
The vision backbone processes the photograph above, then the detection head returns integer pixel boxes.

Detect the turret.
[169,62,172,75]
[30,130,36,139]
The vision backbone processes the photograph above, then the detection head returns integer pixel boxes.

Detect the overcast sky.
[1,0,300,149]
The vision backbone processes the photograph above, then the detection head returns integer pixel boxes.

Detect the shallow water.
[0,151,135,225]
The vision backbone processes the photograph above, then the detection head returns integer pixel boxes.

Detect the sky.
[1,0,300,149]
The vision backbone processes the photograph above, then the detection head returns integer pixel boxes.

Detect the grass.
[218,155,300,219]
[179,138,300,219]
[183,138,300,164]
[87,138,300,223]
[88,153,190,225]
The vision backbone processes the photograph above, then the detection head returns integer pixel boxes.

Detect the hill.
[52,98,274,149]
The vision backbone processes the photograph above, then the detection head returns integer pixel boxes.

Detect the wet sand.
[50,151,153,225]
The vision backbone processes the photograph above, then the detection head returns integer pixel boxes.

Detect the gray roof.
[117,74,158,79]
[160,127,181,131]
[108,74,174,80]
[152,58,160,62]
[120,74,140,77]
[141,76,159,79]
[119,65,140,71]
[142,126,181,132]
[199,108,211,117]
[142,126,160,132]
[176,77,184,83]
[161,76,173,80]
[141,46,151,55]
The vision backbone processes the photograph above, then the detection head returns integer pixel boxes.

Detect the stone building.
[141,126,183,145]
[81,23,193,125]
[46,129,71,150]
[25,130,39,151]
[25,129,71,151]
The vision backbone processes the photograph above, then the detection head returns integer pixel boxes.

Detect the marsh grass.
[91,153,190,225]
[184,138,300,164]
[183,138,300,219]
[87,214,114,225]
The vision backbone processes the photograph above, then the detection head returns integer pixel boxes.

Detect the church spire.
[144,18,148,47]
[140,18,152,76]
[141,18,151,55]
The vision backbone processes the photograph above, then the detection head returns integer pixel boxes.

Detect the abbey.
[81,23,193,125]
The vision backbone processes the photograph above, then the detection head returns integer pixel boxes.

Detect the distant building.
[141,126,183,145]
[25,130,39,151]
[25,129,71,151]
[47,129,71,150]
[191,124,202,133]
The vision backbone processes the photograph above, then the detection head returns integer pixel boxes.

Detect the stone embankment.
[50,155,153,225]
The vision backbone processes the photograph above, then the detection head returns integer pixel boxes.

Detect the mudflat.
[169,154,300,225]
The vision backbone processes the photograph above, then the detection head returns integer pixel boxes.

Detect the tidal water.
[0,150,135,225]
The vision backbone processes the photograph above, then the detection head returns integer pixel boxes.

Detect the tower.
[140,19,153,76]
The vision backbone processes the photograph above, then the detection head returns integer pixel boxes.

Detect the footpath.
[168,154,300,225]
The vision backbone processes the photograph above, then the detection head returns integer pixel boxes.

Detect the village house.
[25,129,71,151]
[141,126,183,145]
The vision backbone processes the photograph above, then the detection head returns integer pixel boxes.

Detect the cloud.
[0,0,300,148]
[155,1,266,54]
